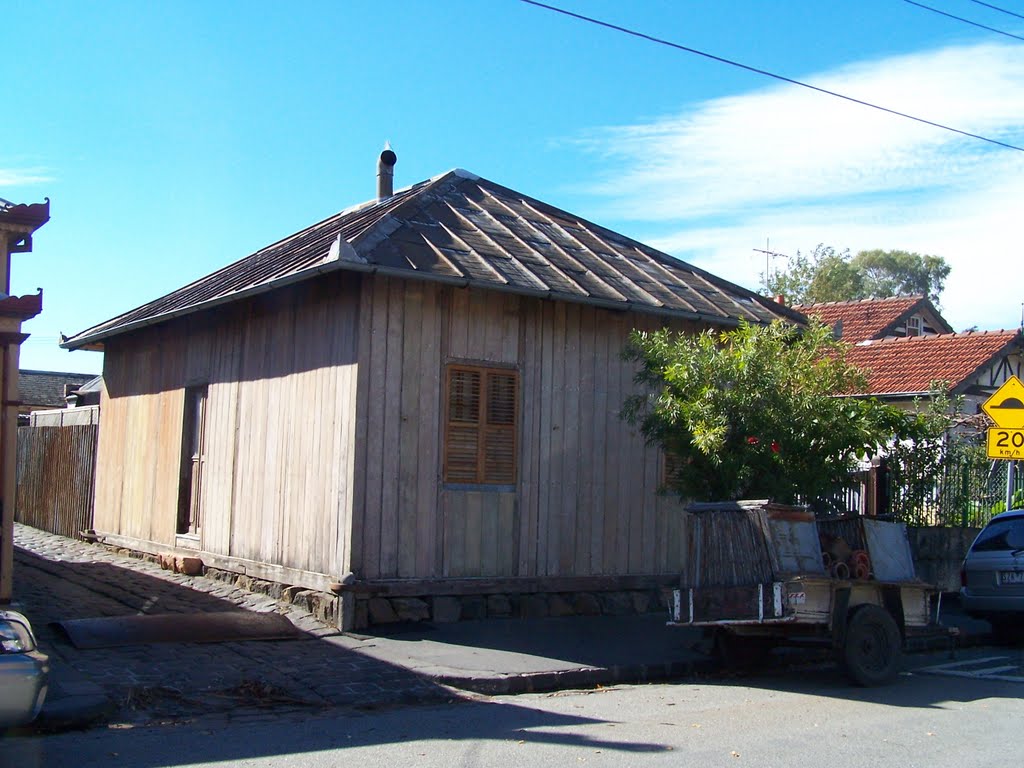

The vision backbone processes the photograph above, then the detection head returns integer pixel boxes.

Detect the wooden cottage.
[63,157,803,627]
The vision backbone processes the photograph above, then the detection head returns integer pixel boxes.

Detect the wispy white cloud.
[575,42,1024,331]
[0,168,52,187]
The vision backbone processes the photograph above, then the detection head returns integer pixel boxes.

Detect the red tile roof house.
[795,296,1023,412]
[792,295,952,345]
[61,153,804,629]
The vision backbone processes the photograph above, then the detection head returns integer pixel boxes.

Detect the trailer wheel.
[841,605,901,686]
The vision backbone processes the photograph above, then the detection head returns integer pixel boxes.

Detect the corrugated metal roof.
[63,170,803,348]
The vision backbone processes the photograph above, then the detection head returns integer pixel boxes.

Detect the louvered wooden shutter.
[444,365,518,484]
[445,368,482,483]
[483,371,517,483]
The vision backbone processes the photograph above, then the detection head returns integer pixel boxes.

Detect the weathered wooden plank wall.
[94,275,362,579]
[96,269,696,585]
[351,277,695,581]
[15,424,98,539]
[95,338,185,545]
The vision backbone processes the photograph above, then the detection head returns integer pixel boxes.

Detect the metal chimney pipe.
[377,146,397,200]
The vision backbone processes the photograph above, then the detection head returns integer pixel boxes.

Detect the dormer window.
[906,315,922,337]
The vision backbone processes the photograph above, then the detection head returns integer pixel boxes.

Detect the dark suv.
[961,509,1024,639]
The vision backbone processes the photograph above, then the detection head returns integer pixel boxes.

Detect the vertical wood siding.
[16,424,98,538]
[352,278,695,581]
[97,271,696,585]
[94,276,362,578]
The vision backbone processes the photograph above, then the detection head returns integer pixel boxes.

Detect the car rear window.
[972,517,1024,552]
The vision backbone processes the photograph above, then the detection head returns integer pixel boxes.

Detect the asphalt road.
[4,647,1021,768]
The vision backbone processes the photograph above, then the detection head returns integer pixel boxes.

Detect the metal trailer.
[666,501,947,686]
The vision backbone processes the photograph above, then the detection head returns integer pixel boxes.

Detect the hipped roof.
[63,169,803,349]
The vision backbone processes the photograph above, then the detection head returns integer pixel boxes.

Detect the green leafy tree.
[763,244,852,304]
[852,249,950,303]
[622,319,935,508]
[763,245,950,305]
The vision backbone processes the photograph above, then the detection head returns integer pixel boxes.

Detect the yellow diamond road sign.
[982,375,1024,430]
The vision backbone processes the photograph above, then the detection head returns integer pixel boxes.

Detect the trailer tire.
[841,605,901,686]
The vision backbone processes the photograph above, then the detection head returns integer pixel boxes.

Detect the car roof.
[988,509,1024,524]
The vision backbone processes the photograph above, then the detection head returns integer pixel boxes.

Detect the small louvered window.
[444,365,518,485]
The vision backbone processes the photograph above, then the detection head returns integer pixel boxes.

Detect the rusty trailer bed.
[670,576,935,629]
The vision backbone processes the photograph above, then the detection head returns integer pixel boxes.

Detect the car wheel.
[841,605,902,686]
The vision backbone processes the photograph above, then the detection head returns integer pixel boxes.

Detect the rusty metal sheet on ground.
[55,611,300,649]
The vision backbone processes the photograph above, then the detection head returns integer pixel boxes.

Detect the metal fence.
[816,439,1023,528]
[15,424,99,539]
[886,445,1022,528]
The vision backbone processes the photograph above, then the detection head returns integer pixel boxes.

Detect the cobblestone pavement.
[11,524,454,726]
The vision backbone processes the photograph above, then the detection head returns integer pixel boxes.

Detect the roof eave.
[837,390,932,400]
[0,199,50,234]
[948,334,1024,395]
[63,256,793,350]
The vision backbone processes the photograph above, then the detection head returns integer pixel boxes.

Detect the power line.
[903,0,1024,42]
[968,0,1024,22]
[518,0,1024,152]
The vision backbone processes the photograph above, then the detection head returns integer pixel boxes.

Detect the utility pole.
[1008,461,1017,511]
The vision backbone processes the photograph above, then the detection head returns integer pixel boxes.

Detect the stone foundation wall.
[202,566,340,626]
[101,544,342,627]
[99,543,669,631]
[354,589,670,630]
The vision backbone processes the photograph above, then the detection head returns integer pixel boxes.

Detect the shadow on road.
[11,544,447,720]
[688,643,1024,711]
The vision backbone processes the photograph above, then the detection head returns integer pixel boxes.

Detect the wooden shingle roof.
[62,169,803,349]
[844,330,1022,397]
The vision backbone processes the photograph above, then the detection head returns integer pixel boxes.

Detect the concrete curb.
[430,657,720,696]
[30,692,118,734]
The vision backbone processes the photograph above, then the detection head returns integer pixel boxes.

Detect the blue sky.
[4,0,1023,375]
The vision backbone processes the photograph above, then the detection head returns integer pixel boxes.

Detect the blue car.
[0,610,49,728]
[960,509,1024,640]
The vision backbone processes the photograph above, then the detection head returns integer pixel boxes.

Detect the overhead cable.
[902,0,1024,42]
[518,0,1024,152]
[968,0,1024,22]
